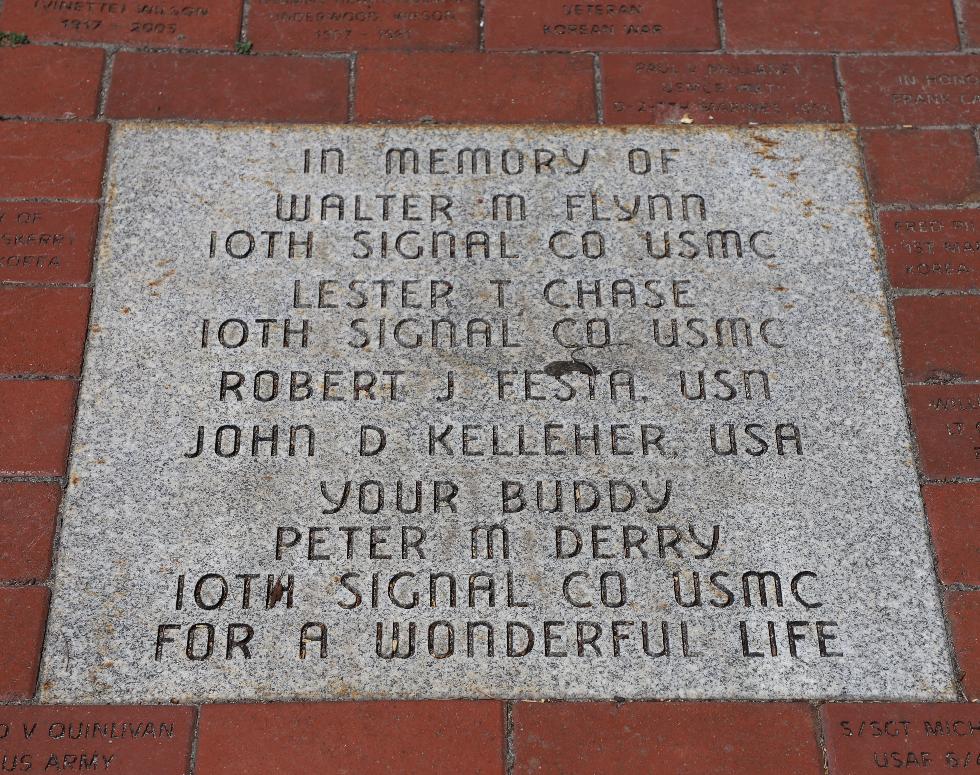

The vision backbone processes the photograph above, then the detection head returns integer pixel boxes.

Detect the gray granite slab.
[40,124,956,702]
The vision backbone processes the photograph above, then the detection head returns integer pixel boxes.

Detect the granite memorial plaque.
[40,124,956,702]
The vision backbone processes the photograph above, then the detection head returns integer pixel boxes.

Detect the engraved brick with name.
[881,209,980,290]
[602,54,842,125]
[0,0,242,47]
[247,0,478,52]
[484,0,718,51]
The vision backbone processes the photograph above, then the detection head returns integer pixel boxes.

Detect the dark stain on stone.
[544,359,598,378]
[268,577,286,606]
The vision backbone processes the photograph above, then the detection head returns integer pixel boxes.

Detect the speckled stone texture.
[40,124,954,702]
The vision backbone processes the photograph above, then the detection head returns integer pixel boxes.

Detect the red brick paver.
[947,592,980,700]
[0,706,194,773]
[0,0,243,48]
[966,1,980,48]
[822,703,980,773]
[841,56,980,126]
[725,0,959,52]
[247,0,479,53]
[106,52,349,123]
[0,287,91,376]
[0,46,104,120]
[0,483,59,583]
[195,701,505,774]
[894,296,980,383]
[862,130,980,205]
[907,384,980,479]
[0,380,77,476]
[512,702,822,774]
[602,54,842,125]
[0,587,49,700]
[355,52,596,123]
[0,123,108,201]
[881,209,980,290]
[484,0,718,52]
[923,484,980,586]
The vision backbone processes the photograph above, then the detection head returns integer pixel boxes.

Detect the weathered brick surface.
[106,52,349,123]
[602,54,841,125]
[881,209,980,290]
[0,46,104,120]
[725,0,959,52]
[0,380,77,476]
[907,385,980,479]
[355,52,596,123]
[0,483,59,583]
[0,287,91,376]
[0,123,108,201]
[842,56,980,126]
[0,587,49,700]
[512,702,822,774]
[247,0,478,52]
[862,130,980,205]
[196,701,505,774]
[894,296,980,383]
[966,0,980,48]
[484,0,717,52]
[0,0,242,48]
[0,706,194,774]
[822,703,980,773]
[923,484,980,586]
[947,592,980,700]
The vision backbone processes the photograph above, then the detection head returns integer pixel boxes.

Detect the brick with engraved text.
[881,209,980,290]
[907,385,980,479]
[842,56,980,126]
[602,54,841,125]
[822,703,980,773]
[248,0,478,52]
[0,0,242,48]
[0,706,194,773]
[0,203,97,285]
[484,0,717,52]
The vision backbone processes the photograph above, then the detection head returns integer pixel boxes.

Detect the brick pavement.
[0,0,977,771]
